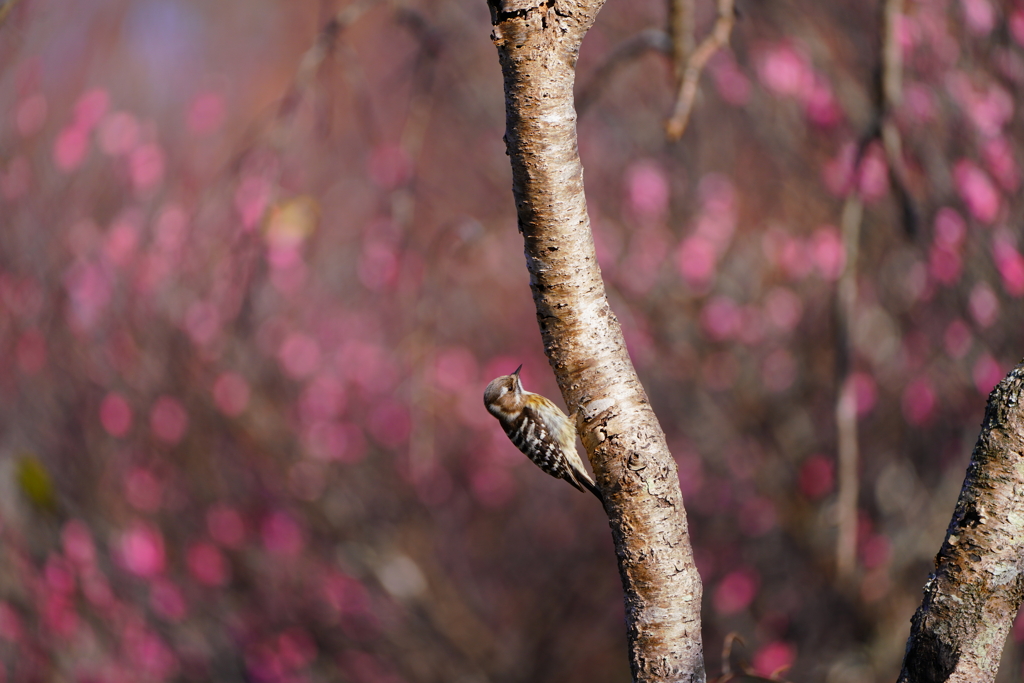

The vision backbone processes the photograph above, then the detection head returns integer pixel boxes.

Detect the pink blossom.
[954,160,1000,223]
[757,44,813,97]
[1012,9,1024,47]
[753,642,795,677]
[129,143,165,192]
[104,214,141,266]
[944,319,972,359]
[847,372,878,416]
[969,282,999,327]
[368,143,412,189]
[261,511,304,557]
[278,332,321,379]
[155,203,188,253]
[675,235,717,288]
[235,175,272,229]
[859,533,891,569]
[901,376,936,426]
[150,578,187,622]
[53,125,90,171]
[709,52,751,105]
[358,242,398,290]
[810,225,845,280]
[15,328,46,375]
[804,78,842,127]
[183,300,220,346]
[973,354,1003,395]
[150,396,188,445]
[714,568,759,614]
[298,376,346,425]
[125,468,162,512]
[960,0,995,35]
[64,260,112,328]
[42,594,78,638]
[100,392,133,437]
[857,145,889,202]
[903,83,936,122]
[212,372,250,416]
[934,207,966,248]
[73,88,109,131]
[187,541,230,586]
[982,137,1020,191]
[823,142,857,196]
[304,420,367,462]
[187,91,226,135]
[62,520,96,566]
[16,93,47,136]
[82,570,114,608]
[764,287,803,332]
[98,111,140,156]
[993,235,1024,296]
[625,161,670,220]
[700,296,741,341]
[207,505,246,548]
[928,244,961,285]
[118,521,166,577]
[44,555,76,594]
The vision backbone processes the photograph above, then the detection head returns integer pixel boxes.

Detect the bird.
[483,365,602,500]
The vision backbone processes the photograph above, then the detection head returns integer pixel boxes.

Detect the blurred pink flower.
[0,602,23,642]
[150,578,187,622]
[857,145,889,202]
[262,511,304,557]
[207,505,246,548]
[368,143,412,189]
[118,521,166,577]
[298,376,346,425]
[64,260,112,328]
[738,497,777,536]
[700,296,741,341]
[823,142,857,196]
[859,533,891,569]
[155,203,188,253]
[928,244,961,285]
[303,420,367,462]
[358,242,399,290]
[16,92,47,137]
[81,570,114,608]
[798,455,833,499]
[44,555,76,594]
[1012,9,1024,47]
[982,137,1020,191]
[212,372,250,416]
[470,466,517,508]
[279,332,321,379]
[125,627,178,681]
[992,236,1024,296]
[804,78,842,127]
[187,541,230,586]
[757,44,813,97]
[187,91,226,135]
[125,468,162,512]
[973,354,1003,395]
[903,83,936,122]
[761,349,796,392]
[98,111,140,156]
[933,207,966,247]
[62,520,96,566]
[104,214,141,266]
[764,287,803,332]
[752,641,795,677]
[100,392,133,437]
[675,235,717,289]
[709,51,751,105]
[847,372,878,417]
[52,126,89,174]
[183,300,220,346]
[714,568,759,614]
[625,161,670,220]
[969,282,999,327]
[129,143,165,192]
[810,225,845,280]
[73,88,110,131]
[235,175,272,229]
[960,0,995,35]
[15,328,46,375]
[42,594,78,638]
[150,396,188,445]
[901,376,936,426]
[944,319,972,359]
[953,160,1000,223]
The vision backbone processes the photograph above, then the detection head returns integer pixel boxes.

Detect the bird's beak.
[513,364,523,377]
[512,364,523,391]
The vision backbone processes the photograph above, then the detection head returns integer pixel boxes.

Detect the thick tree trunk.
[486,1,706,681]
[898,362,1024,683]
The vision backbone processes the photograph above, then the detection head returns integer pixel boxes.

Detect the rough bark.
[486,1,706,681]
[898,362,1024,683]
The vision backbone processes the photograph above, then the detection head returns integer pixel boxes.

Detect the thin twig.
[665,0,735,140]
[668,0,696,81]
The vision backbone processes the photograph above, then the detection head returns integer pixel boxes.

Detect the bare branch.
[668,0,696,80]
[665,0,734,141]
[487,0,705,679]
[898,363,1024,683]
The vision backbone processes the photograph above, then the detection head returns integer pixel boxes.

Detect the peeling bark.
[487,1,705,681]
[898,362,1024,683]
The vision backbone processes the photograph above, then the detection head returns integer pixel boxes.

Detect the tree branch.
[487,0,705,680]
[898,362,1024,683]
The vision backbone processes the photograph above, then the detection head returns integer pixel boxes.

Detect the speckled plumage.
[483,366,601,500]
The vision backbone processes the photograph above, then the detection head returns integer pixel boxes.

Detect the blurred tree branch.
[898,362,1024,683]
[665,0,734,140]
[487,0,705,681]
